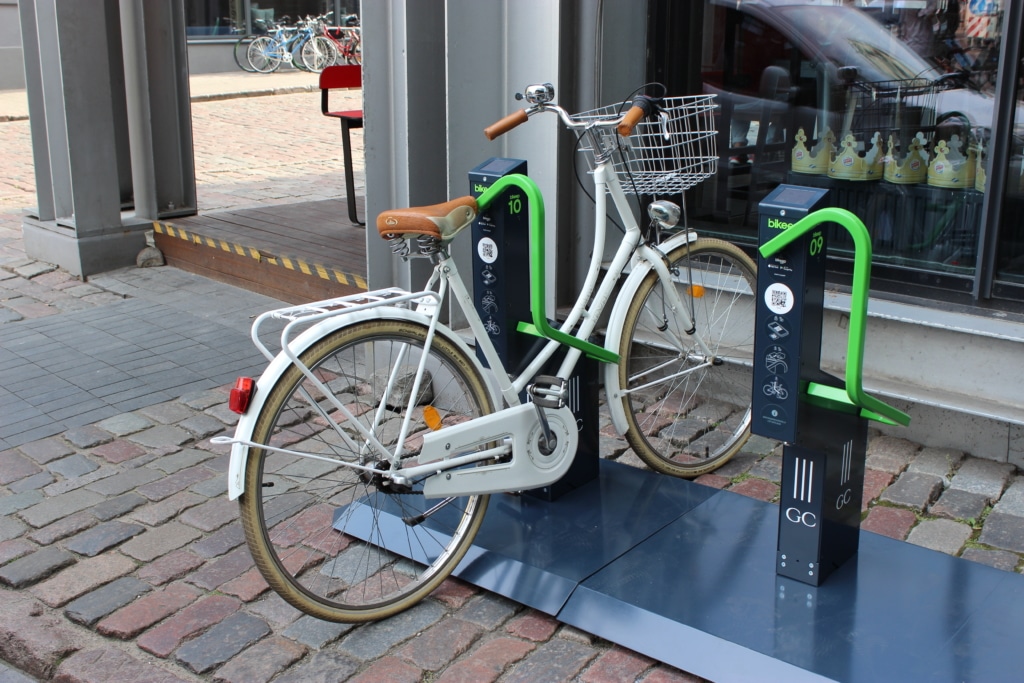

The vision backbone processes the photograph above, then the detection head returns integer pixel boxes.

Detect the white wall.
[363,0,648,302]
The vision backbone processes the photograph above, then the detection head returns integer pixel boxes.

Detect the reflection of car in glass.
[696,0,1024,277]
[704,0,1000,146]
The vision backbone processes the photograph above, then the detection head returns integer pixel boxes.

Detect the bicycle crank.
[419,401,578,499]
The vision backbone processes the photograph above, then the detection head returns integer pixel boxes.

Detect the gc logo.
[785,507,817,528]
[836,488,852,510]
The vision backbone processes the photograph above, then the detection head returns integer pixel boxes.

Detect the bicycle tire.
[247,35,282,73]
[345,41,362,65]
[239,319,493,622]
[300,35,338,72]
[289,40,310,72]
[616,238,757,478]
[233,36,256,72]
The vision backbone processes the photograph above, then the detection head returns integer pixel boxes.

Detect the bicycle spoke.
[240,320,491,622]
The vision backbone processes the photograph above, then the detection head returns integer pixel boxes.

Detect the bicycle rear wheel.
[246,36,282,73]
[616,238,757,477]
[239,319,493,622]
[344,38,362,65]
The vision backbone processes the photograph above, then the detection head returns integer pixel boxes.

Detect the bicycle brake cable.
[615,83,667,239]
[572,83,668,237]
[572,132,627,235]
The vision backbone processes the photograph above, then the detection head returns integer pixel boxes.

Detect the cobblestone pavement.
[0,76,1022,683]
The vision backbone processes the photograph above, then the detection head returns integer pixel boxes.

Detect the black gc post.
[753,184,911,586]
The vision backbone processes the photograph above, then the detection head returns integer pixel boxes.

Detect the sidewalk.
[0,73,1023,683]
[0,69,322,122]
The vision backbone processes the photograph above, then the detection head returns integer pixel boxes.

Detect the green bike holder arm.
[475,174,618,364]
[759,207,910,427]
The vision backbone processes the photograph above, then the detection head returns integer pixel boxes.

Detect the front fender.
[226,307,490,500]
[602,231,697,435]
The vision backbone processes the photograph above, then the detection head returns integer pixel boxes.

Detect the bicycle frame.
[456,165,710,405]
[221,148,716,500]
[324,26,360,62]
[261,24,315,61]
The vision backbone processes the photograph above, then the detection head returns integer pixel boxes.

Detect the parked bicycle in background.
[234,12,361,73]
[234,14,336,73]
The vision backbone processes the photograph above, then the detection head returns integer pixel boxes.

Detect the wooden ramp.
[153,198,368,303]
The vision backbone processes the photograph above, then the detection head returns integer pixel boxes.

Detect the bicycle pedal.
[527,375,566,409]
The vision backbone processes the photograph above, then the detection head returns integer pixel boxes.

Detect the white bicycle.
[215,82,758,622]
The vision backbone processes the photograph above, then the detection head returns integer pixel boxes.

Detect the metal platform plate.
[342,459,1024,682]
[451,458,717,614]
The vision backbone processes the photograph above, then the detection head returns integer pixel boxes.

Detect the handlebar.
[483,83,664,140]
[484,110,529,140]
[616,106,646,137]
[616,94,662,136]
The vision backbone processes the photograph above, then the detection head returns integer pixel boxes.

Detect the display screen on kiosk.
[773,187,819,208]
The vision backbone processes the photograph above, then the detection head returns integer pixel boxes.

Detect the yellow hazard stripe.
[152,221,366,290]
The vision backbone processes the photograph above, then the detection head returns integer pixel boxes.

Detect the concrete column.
[20,0,132,276]
[18,0,194,277]
[362,0,446,292]
[445,0,563,310]
[364,0,646,303]
[364,0,564,301]
[120,0,196,220]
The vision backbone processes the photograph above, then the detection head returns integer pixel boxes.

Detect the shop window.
[185,0,244,36]
[680,0,1016,297]
[994,48,1024,291]
[184,1,349,37]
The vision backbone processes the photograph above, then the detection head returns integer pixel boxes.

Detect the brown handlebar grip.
[484,110,529,140]
[617,105,646,137]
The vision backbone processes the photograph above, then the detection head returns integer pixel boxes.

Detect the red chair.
[320,65,365,225]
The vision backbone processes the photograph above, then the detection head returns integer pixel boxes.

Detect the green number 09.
[809,232,824,256]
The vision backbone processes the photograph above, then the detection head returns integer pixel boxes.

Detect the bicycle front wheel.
[240,319,494,622]
[300,36,338,72]
[233,36,255,72]
[616,238,757,478]
[246,36,281,73]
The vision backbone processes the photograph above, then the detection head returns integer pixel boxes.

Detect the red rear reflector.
[229,377,255,414]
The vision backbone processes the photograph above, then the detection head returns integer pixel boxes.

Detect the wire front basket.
[575,94,718,195]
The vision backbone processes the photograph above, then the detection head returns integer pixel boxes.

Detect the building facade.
[0,0,359,88]
[9,0,1023,464]
[362,0,1024,465]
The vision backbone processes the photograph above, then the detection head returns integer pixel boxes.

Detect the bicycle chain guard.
[419,402,578,498]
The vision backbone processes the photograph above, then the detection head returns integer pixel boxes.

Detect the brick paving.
[0,74,1023,683]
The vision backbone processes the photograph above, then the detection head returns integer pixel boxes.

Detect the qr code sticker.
[764,282,794,314]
